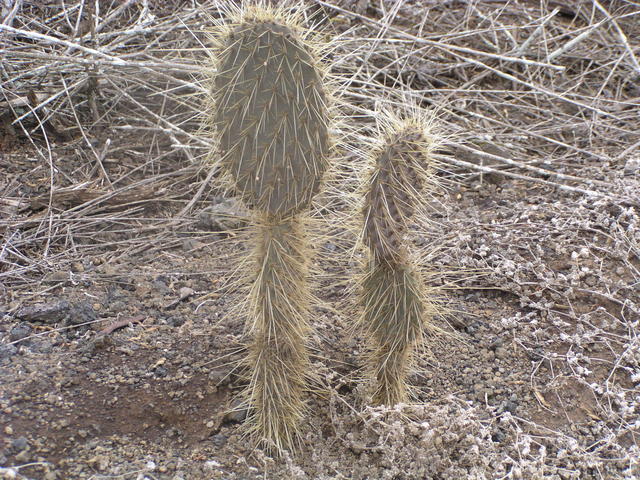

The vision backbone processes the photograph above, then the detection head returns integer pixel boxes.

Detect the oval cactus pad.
[213,20,330,217]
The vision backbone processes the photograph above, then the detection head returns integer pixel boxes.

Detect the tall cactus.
[360,111,437,406]
[207,3,331,451]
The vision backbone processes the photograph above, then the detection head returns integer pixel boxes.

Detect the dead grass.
[1,0,639,478]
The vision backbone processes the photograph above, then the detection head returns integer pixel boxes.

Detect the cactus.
[207,3,331,451]
[360,111,437,406]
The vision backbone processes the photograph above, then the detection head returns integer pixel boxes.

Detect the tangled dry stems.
[1,0,639,475]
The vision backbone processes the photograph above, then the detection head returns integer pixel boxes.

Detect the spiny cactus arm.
[245,217,312,452]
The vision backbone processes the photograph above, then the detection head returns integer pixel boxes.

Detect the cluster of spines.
[207,2,333,452]
[360,110,437,406]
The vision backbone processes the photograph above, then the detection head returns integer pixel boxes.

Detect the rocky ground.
[1,1,639,479]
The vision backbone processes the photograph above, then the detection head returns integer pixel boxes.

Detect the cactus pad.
[362,261,424,405]
[363,130,424,264]
[212,19,330,218]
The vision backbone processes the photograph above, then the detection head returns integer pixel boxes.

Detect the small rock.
[10,437,28,451]
[15,300,70,324]
[196,198,246,232]
[67,302,97,326]
[4,426,12,435]
[212,434,227,448]
[0,344,17,361]
[44,471,58,480]
[165,316,185,328]
[8,323,32,342]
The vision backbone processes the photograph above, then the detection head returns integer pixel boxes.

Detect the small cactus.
[207,3,332,451]
[360,110,438,406]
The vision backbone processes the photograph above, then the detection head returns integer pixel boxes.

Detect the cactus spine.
[208,3,331,451]
[361,113,436,406]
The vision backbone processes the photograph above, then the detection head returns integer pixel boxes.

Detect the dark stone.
[15,300,70,324]
[9,323,32,342]
[67,302,97,326]
[0,344,18,360]
[223,399,247,424]
[165,316,185,328]
[491,429,506,443]
[212,434,227,448]
[10,436,28,452]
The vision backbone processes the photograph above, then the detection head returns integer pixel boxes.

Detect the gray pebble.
[0,344,18,360]
[11,437,28,451]
[165,316,185,328]
[67,302,97,326]
[212,434,227,448]
[9,323,32,342]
